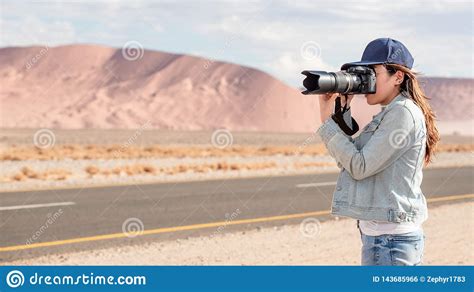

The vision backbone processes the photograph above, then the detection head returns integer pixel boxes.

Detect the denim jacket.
[317,93,428,224]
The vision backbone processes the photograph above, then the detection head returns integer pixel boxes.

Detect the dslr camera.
[301,66,376,95]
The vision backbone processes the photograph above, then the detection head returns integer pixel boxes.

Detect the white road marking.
[0,201,76,211]
[296,182,337,188]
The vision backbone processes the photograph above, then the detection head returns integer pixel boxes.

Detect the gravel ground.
[5,201,473,265]
[0,152,472,192]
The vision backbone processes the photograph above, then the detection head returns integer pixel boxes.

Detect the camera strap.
[331,95,359,136]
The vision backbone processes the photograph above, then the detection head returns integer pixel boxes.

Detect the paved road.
[0,166,472,262]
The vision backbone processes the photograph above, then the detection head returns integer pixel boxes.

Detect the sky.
[1,0,472,86]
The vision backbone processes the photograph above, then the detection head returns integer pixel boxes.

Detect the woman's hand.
[318,93,354,123]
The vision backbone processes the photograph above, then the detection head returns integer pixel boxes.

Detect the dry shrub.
[12,173,26,181]
[21,166,39,178]
[82,161,279,178]
[43,169,71,180]
[85,165,100,175]
[10,167,71,181]
[85,164,157,177]
[0,144,331,161]
[293,162,335,169]
[437,144,474,153]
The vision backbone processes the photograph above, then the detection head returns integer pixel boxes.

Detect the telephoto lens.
[301,66,376,95]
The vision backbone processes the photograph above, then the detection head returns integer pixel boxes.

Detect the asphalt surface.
[0,166,473,262]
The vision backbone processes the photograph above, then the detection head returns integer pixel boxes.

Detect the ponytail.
[386,64,440,166]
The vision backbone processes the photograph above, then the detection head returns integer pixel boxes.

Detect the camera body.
[301,66,376,95]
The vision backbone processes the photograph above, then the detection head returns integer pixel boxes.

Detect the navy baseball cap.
[341,38,414,70]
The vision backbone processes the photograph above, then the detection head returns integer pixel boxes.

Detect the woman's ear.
[395,70,404,85]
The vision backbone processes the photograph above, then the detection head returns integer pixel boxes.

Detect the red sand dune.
[0,45,471,135]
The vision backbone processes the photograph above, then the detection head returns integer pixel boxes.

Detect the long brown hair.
[385,63,440,166]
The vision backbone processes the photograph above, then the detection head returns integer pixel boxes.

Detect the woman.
[317,38,440,266]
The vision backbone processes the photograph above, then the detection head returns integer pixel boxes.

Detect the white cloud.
[0,15,77,46]
[200,15,301,43]
[265,52,338,86]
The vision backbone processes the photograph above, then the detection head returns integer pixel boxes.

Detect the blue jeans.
[358,222,425,266]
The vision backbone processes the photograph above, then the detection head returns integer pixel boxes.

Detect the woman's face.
[364,65,402,105]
